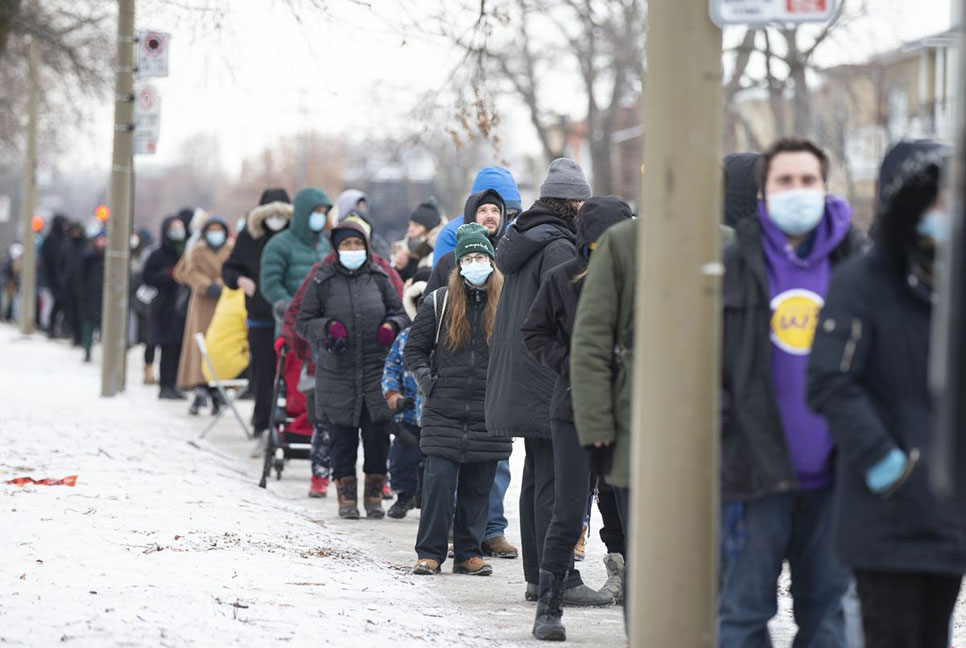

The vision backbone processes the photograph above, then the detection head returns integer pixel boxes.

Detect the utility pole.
[18,8,39,336]
[629,1,722,646]
[101,0,135,397]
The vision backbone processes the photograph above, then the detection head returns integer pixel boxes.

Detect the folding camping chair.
[193,332,252,440]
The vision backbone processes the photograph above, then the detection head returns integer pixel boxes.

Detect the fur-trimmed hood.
[247,201,293,240]
[403,280,427,320]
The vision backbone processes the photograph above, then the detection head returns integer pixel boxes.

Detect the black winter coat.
[79,251,104,322]
[222,201,289,323]
[40,216,67,295]
[521,259,581,422]
[295,260,409,428]
[808,248,966,574]
[485,203,577,438]
[142,216,187,346]
[722,215,865,500]
[405,285,512,463]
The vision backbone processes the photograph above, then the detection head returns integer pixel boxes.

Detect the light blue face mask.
[916,209,947,243]
[766,189,826,236]
[339,249,367,270]
[308,211,328,232]
[205,230,226,248]
[460,260,493,286]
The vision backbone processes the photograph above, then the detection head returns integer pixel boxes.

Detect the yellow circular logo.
[770,289,824,356]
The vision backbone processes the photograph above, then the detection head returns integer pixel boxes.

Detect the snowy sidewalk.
[0,324,626,647]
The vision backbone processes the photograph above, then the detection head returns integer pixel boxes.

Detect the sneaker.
[453,557,493,576]
[309,475,328,498]
[482,536,519,559]
[387,494,415,519]
[574,525,588,562]
[159,387,187,400]
[250,432,267,459]
[413,559,440,575]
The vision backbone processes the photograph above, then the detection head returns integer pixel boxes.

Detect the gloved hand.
[377,322,397,347]
[390,395,416,412]
[204,283,222,299]
[324,320,348,353]
[866,448,911,494]
[274,336,286,354]
[400,397,416,411]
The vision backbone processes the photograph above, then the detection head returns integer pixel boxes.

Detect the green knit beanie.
[454,222,495,260]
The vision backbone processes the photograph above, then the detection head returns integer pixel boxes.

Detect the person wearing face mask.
[222,188,293,456]
[404,223,511,576]
[393,200,445,283]
[521,197,632,639]
[295,221,409,519]
[486,158,595,604]
[143,216,190,399]
[174,217,234,415]
[808,147,966,648]
[718,137,866,647]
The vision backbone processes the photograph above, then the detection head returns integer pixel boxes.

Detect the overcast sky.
[68,0,954,177]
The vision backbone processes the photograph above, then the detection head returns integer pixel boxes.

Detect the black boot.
[532,569,567,641]
[188,387,207,415]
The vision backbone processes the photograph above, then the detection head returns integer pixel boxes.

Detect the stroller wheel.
[273,456,284,480]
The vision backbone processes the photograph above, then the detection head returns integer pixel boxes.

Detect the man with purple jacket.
[719,138,865,647]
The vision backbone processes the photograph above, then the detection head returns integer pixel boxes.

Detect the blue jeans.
[718,486,850,648]
[483,458,511,542]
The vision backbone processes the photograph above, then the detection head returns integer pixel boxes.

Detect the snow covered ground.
[3,322,963,647]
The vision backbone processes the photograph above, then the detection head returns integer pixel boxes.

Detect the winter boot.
[188,387,207,415]
[574,525,588,561]
[482,536,519,559]
[382,482,394,500]
[525,582,539,602]
[250,431,267,459]
[453,557,493,576]
[364,474,386,519]
[308,476,329,498]
[413,558,440,575]
[562,581,615,607]
[599,553,625,603]
[336,477,360,519]
[532,569,567,641]
[159,387,186,400]
[387,493,415,519]
[210,388,224,416]
[143,364,157,385]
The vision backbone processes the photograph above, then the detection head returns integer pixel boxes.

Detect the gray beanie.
[539,158,592,201]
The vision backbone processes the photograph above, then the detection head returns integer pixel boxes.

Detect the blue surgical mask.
[308,211,328,232]
[766,189,826,236]
[460,260,493,286]
[916,209,947,242]
[339,249,367,270]
[167,227,186,242]
[206,230,226,248]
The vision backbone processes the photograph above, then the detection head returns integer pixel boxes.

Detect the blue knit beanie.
[471,166,522,211]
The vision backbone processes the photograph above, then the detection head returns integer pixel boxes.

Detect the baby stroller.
[259,343,314,488]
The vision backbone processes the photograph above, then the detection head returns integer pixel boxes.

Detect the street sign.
[137,30,169,78]
[710,0,838,26]
[134,84,160,155]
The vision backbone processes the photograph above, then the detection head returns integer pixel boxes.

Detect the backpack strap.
[432,287,449,347]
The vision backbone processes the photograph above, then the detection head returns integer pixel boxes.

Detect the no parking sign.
[138,30,169,77]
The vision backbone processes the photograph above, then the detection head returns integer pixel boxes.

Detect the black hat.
[259,188,291,205]
[330,221,369,250]
[409,201,441,230]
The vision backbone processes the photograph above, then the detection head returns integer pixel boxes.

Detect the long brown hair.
[443,260,503,352]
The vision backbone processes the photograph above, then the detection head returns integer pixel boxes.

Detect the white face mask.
[264,215,287,232]
[460,260,493,286]
[766,188,826,236]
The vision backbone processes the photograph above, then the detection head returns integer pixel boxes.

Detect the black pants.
[596,477,626,555]
[64,295,82,344]
[159,343,181,389]
[247,325,276,432]
[415,455,497,564]
[144,344,156,365]
[541,420,588,580]
[854,569,962,648]
[520,436,581,588]
[328,406,390,480]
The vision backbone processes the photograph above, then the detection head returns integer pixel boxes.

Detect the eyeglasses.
[460,254,490,266]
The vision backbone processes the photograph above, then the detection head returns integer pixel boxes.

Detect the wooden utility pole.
[628,1,723,645]
[18,9,39,336]
[100,0,135,396]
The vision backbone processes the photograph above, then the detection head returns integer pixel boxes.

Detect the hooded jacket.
[336,189,391,260]
[142,215,188,346]
[405,283,513,463]
[222,189,292,323]
[484,201,577,438]
[808,151,966,574]
[259,188,333,312]
[424,189,507,296]
[40,214,68,295]
[521,196,632,423]
[294,221,409,428]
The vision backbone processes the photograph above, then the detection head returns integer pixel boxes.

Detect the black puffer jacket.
[295,255,409,428]
[222,192,292,323]
[142,216,187,346]
[521,196,633,422]
[79,249,105,322]
[485,201,577,438]
[723,153,760,227]
[405,285,512,463]
[424,189,507,296]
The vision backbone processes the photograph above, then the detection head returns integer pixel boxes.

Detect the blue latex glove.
[866,448,908,494]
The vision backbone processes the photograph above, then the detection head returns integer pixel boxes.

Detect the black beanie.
[409,201,441,230]
[331,225,366,250]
